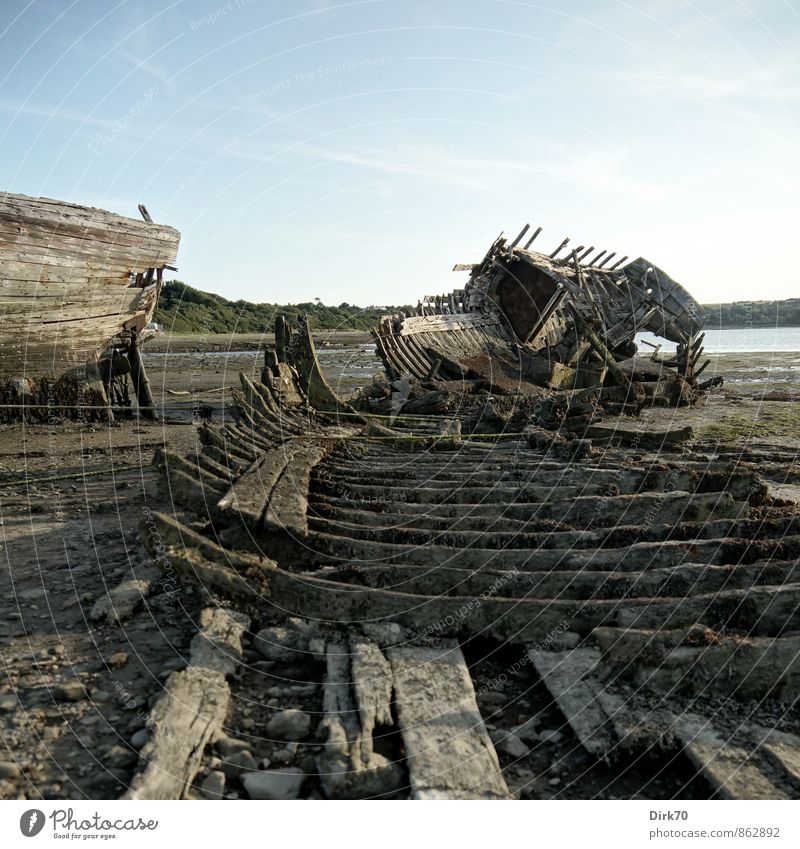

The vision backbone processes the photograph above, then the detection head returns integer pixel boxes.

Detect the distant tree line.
[703,298,800,328]
[155,281,800,333]
[155,281,410,333]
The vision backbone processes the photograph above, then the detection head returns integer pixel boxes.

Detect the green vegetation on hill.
[703,298,800,328]
[155,281,409,333]
[155,281,800,333]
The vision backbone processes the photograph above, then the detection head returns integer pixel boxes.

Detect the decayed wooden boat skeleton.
[0,192,180,420]
[136,270,800,799]
[369,225,719,430]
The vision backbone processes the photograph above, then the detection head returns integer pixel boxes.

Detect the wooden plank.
[124,608,249,800]
[530,648,617,758]
[674,714,790,800]
[350,637,394,764]
[317,640,404,799]
[387,644,510,799]
[263,442,328,535]
[759,731,800,786]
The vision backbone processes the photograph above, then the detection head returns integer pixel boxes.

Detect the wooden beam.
[523,226,542,249]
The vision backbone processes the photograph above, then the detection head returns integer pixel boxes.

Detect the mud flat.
[147,330,372,353]
[0,344,797,800]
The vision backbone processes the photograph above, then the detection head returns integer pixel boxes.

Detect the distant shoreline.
[146,330,373,353]
[706,324,800,330]
[147,326,800,355]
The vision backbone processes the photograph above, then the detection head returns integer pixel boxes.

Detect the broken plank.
[387,643,510,799]
[674,714,789,800]
[124,607,249,800]
[530,647,617,759]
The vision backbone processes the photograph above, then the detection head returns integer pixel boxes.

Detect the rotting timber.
[369,225,718,429]
[139,288,800,799]
[0,192,181,420]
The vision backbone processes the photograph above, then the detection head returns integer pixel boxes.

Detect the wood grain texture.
[124,607,249,800]
[0,191,180,379]
[387,643,510,799]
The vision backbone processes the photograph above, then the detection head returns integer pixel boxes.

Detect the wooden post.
[570,308,631,389]
[128,330,158,420]
[523,226,542,249]
[549,237,570,259]
[275,315,288,363]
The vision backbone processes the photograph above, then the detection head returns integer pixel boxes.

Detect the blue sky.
[2,0,798,306]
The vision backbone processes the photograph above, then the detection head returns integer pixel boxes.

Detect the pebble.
[107,652,128,669]
[512,717,540,745]
[270,748,292,765]
[489,729,529,759]
[266,709,311,742]
[548,777,561,787]
[222,749,257,778]
[551,631,581,651]
[0,695,19,712]
[0,761,21,779]
[127,715,147,732]
[91,690,113,703]
[253,626,308,663]
[538,728,565,745]
[53,681,86,702]
[215,735,251,757]
[242,768,307,800]
[103,745,137,768]
[200,770,226,800]
[130,729,149,749]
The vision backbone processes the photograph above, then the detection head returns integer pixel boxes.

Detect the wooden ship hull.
[0,192,180,419]
[374,225,710,402]
[131,324,800,800]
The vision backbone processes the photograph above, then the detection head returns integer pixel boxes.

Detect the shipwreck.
[369,225,719,429]
[127,231,798,800]
[0,191,180,420]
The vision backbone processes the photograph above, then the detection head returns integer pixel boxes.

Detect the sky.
[1,0,798,306]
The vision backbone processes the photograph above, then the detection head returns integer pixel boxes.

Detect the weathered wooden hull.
[374,226,708,394]
[0,192,180,416]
